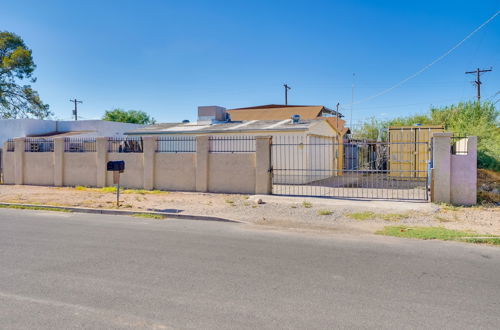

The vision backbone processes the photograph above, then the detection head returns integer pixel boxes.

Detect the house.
[226,104,349,136]
[0,119,147,147]
[126,106,347,184]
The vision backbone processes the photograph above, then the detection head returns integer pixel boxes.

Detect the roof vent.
[291,114,300,124]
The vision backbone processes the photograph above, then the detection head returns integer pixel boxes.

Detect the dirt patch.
[477,169,500,204]
[0,185,499,236]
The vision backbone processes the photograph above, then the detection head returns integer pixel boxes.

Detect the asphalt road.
[0,209,499,329]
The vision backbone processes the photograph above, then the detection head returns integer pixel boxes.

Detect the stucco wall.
[0,119,145,146]
[63,153,97,187]
[208,153,256,194]
[24,153,54,186]
[106,153,144,189]
[2,151,15,184]
[0,119,56,147]
[155,153,196,191]
[2,136,271,196]
[450,137,477,205]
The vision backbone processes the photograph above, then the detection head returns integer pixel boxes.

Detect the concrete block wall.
[431,133,477,205]
[1,136,273,195]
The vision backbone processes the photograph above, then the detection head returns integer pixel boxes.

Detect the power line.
[353,10,500,105]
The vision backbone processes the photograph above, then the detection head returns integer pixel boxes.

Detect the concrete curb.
[0,202,239,223]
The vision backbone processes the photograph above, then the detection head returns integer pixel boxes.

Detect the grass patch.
[132,213,166,220]
[225,199,235,206]
[302,201,312,208]
[317,210,333,216]
[376,226,500,245]
[380,213,409,221]
[346,211,376,221]
[0,204,71,213]
[346,212,409,221]
[74,186,164,194]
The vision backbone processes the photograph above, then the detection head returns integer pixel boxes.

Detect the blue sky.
[1,0,499,125]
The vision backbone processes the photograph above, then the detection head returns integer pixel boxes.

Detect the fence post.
[96,137,108,187]
[431,132,452,203]
[143,136,156,190]
[196,136,209,192]
[14,138,25,185]
[255,136,272,194]
[54,138,64,186]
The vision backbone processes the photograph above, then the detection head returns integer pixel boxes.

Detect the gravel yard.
[0,185,499,236]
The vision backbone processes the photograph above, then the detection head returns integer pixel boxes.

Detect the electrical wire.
[353,10,500,105]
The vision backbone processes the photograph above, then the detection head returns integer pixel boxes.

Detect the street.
[0,209,499,329]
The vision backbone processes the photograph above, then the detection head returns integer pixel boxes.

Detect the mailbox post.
[107,161,125,207]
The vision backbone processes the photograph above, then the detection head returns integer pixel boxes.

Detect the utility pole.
[336,102,340,129]
[69,98,82,121]
[465,67,492,103]
[283,84,291,105]
[350,73,355,133]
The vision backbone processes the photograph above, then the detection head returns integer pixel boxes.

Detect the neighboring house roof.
[226,104,342,121]
[324,117,350,136]
[27,130,96,138]
[126,119,323,135]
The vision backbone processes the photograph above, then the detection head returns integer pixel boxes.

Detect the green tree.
[353,101,499,170]
[102,108,156,125]
[0,31,50,119]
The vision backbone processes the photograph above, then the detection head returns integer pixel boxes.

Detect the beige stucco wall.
[2,151,15,184]
[208,153,256,194]
[24,153,54,186]
[2,136,269,196]
[155,153,196,191]
[106,153,144,189]
[450,137,477,206]
[63,153,97,187]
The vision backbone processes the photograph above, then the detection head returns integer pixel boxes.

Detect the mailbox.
[107,161,125,172]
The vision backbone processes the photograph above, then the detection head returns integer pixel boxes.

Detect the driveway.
[0,209,499,329]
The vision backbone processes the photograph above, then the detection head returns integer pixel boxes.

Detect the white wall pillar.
[196,136,209,192]
[54,138,64,186]
[431,132,452,204]
[96,137,108,187]
[143,136,156,190]
[255,136,272,194]
[14,138,25,185]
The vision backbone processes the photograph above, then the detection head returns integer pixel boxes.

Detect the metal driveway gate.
[271,135,430,201]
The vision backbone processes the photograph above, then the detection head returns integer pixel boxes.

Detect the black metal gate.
[271,136,430,201]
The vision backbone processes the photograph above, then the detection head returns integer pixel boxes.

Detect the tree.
[0,31,50,119]
[102,108,156,125]
[353,101,499,170]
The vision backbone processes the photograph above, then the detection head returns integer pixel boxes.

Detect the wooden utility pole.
[465,67,492,103]
[69,98,83,120]
[283,84,291,105]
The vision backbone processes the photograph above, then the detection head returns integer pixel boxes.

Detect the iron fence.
[271,135,429,200]
[108,137,143,153]
[6,139,15,152]
[156,136,196,153]
[64,137,96,152]
[25,138,54,152]
[209,136,256,153]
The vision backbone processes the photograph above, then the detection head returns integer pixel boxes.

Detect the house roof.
[226,104,343,121]
[126,119,321,135]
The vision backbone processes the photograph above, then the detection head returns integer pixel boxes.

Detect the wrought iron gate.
[271,136,430,201]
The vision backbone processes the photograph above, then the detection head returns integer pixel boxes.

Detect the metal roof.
[126,119,317,135]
